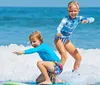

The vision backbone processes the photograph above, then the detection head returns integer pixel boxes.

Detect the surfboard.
[2,81,70,85]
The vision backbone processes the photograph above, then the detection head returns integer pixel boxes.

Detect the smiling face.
[68,2,80,19]
[30,36,41,47]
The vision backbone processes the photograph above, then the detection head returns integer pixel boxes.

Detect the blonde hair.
[29,31,43,43]
[68,1,79,10]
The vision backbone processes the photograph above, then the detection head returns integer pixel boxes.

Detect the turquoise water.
[0,7,100,49]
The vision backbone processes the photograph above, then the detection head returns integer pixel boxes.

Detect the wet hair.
[29,31,43,43]
[68,1,79,10]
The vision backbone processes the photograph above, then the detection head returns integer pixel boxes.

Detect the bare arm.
[81,20,89,24]
[13,51,24,55]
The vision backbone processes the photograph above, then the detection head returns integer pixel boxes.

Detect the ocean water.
[0,7,100,85]
[0,7,100,49]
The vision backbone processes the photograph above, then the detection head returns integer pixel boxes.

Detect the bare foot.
[39,80,52,85]
[55,78,64,84]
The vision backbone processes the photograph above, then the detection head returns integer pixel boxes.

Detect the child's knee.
[76,58,82,62]
[74,54,82,62]
[37,61,43,67]
[79,56,82,61]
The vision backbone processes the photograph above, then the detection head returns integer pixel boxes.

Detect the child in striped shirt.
[54,1,95,72]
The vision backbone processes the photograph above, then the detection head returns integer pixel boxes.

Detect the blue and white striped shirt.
[57,16,95,38]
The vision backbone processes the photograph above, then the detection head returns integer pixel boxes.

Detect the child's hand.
[56,33,62,37]
[13,51,24,55]
[82,20,88,24]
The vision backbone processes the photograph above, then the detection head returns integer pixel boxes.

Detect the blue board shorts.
[48,62,63,83]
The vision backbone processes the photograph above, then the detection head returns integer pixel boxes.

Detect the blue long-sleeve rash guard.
[57,16,95,38]
[24,43,60,62]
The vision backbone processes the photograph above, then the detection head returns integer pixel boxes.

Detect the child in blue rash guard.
[54,1,95,72]
[13,31,64,84]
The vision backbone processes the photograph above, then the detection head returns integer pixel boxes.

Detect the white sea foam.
[0,44,100,85]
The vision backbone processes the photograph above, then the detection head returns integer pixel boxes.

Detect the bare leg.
[54,38,67,66]
[36,74,45,83]
[37,61,55,84]
[65,41,82,71]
